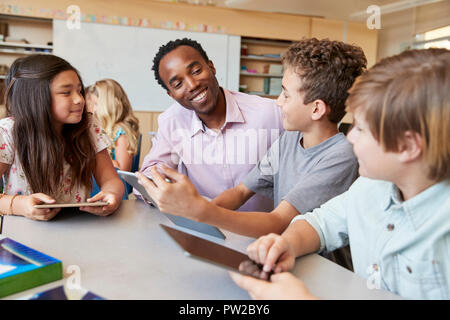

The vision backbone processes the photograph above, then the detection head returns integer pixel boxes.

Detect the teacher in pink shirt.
[139,38,283,212]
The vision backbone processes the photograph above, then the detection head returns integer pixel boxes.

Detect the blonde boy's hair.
[92,79,140,155]
[346,48,450,181]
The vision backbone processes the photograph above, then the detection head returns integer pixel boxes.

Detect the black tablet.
[161,224,272,281]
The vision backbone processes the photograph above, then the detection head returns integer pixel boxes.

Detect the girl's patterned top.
[0,117,111,203]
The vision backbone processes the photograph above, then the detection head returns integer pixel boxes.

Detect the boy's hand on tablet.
[229,271,317,300]
[80,191,119,216]
[21,193,60,221]
[136,165,207,220]
[247,233,295,274]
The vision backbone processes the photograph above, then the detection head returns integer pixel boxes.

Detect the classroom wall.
[377,9,415,60]
[0,0,310,40]
[310,18,378,67]
[414,0,450,34]
[377,1,450,60]
[1,0,376,63]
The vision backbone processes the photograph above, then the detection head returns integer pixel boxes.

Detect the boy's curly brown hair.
[282,38,367,123]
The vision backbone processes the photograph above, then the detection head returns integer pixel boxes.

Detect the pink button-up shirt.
[140,89,283,212]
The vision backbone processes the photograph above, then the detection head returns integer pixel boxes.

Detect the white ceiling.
[155,0,446,21]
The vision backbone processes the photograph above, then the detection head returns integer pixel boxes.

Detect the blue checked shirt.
[292,177,450,299]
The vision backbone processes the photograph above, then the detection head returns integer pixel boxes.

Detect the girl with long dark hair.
[0,54,124,220]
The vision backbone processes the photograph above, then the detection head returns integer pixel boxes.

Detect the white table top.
[2,200,400,300]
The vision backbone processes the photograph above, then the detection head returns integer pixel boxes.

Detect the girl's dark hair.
[4,54,96,195]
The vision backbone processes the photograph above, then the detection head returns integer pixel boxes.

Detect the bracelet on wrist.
[9,194,19,215]
[0,193,6,216]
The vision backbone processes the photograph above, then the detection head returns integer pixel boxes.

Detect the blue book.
[0,236,62,298]
[22,285,105,300]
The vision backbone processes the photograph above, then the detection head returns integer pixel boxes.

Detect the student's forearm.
[211,183,255,210]
[196,200,289,238]
[212,189,248,210]
[0,194,17,216]
[100,178,125,197]
[113,152,133,172]
[281,220,321,258]
[211,188,242,210]
[113,159,132,172]
[0,194,33,217]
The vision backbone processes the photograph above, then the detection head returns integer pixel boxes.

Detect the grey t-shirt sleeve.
[283,153,358,215]
[242,138,281,200]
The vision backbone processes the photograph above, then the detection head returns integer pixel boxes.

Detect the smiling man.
[139,38,283,212]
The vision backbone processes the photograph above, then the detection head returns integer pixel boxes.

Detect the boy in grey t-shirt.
[243,131,358,215]
[136,39,366,267]
[240,130,358,269]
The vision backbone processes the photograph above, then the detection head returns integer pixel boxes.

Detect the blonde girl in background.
[85,85,97,115]
[89,79,140,172]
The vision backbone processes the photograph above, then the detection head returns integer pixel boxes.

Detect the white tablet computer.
[161,224,272,281]
[117,170,226,239]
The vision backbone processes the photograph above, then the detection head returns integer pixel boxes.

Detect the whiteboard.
[53,20,241,111]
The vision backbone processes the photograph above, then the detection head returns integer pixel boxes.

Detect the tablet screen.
[118,170,226,239]
[161,224,271,281]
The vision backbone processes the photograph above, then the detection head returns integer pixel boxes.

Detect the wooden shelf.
[241,38,293,47]
[0,14,52,23]
[240,55,281,62]
[261,94,278,99]
[240,71,282,78]
[0,41,53,50]
[0,41,53,56]
[0,15,54,85]
[0,48,52,55]
[240,37,288,97]
[244,93,279,99]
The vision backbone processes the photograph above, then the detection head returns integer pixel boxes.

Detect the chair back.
[126,134,142,194]
[338,122,352,136]
[131,134,142,173]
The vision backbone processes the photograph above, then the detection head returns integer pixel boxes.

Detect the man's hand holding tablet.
[135,165,208,221]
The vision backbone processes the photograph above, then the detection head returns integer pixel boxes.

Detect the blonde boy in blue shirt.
[230,48,450,300]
